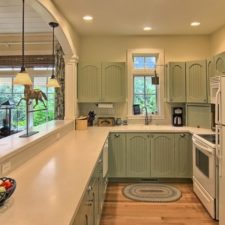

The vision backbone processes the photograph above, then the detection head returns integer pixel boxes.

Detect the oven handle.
[193,139,214,155]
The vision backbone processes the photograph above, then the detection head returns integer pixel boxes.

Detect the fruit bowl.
[0,177,16,206]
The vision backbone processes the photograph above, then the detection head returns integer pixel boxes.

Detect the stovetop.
[198,134,216,144]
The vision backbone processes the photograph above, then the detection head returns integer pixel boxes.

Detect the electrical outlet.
[2,161,11,175]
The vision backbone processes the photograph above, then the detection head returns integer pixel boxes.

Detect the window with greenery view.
[133,75,158,113]
[0,74,55,131]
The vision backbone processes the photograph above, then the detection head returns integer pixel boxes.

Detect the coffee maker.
[172,107,183,126]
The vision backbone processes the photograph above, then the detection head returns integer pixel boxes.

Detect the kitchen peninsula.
[0,124,214,225]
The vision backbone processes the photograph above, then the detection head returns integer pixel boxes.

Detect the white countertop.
[0,124,214,225]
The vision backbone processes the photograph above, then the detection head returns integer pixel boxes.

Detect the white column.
[64,55,79,120]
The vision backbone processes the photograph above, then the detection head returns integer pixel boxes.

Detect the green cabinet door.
[77,63,101,102]
[167,62,186,102]
[151,133,174,177]
[174,133,192,178]
[207,58,215,102]
[101,62,126,102]
[186,104,211,129]
[186,60,207,103]
[126,133,151,177]
[109,133,126,177]
[214,51,225,75]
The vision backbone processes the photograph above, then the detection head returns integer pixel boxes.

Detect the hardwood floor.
[100,183,219,225]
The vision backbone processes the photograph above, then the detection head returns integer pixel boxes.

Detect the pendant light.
[13,0,32,86]
[47,22,60,88]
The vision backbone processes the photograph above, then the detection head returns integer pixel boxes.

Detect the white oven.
[192,134,218,219]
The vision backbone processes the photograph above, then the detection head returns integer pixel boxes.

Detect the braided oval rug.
[123,183,182,202]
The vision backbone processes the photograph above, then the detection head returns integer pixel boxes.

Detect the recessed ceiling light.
[190,21,200,27]
[143,26,152,31]
[83,15,93,21]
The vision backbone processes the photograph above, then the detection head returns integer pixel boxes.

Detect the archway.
[27,0,79,120]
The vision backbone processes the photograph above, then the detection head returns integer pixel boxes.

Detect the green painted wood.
[109,133,126,177]
[214,51,225,76]
[167,62,186,102]
[126,133,151,177]
[207,58,216,102]
[77,63,101,102]
[101,62,126,102]
[186,104,211,129]
[174,133,192,178]
[151,133,175,177]
[186,60,207,103]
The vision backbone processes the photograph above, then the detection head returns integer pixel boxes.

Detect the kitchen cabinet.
[186,104,211,129]
[174,133,192,178]
[77,62,101,102]
[126,133,151,177]
[207,58,216,101]
[77,62,126,103]
[186,60,207,103]
[109,132,192,179]
[108,133,126,177]
[167,62,186,102]
[214,51,225,75]
[151,133,175,177]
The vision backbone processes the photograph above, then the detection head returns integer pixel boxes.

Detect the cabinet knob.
[115,134,120,137]
[98,159,103,163]
[87,185,93,191]
[85,200,93,206]
[180,134,185,137]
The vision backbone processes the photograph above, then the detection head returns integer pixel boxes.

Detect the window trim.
[127,48,165,120]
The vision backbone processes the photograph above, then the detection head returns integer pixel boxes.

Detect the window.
[0,69,55,131]
[133,56,156,69]
[133,76,158,113]
[127,49,165,119]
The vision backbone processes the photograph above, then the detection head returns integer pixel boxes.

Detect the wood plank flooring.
[100,183,219,225]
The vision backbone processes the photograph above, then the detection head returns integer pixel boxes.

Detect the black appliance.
[172,107,183,126]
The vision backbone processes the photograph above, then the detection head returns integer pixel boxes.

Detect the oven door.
[193,137,216,198]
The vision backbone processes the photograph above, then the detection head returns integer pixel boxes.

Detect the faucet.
[143,106,150,125]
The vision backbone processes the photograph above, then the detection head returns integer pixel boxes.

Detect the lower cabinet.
[151,133,175,177]
[109,132,192,179]
[108,133,126,177]
[73,153,107,225]
[126,133,151,177]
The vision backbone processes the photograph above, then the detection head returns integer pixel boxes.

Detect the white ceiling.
[0,0,225,36]
[52,0,225,36]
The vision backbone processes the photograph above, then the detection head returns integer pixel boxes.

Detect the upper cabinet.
[101,62,126,102]
[207,57,215,101]
[167,62,186,102]
[214,51,225,76]
[186,60,207,103]
[77,62,126,103]
[77,63,101,102]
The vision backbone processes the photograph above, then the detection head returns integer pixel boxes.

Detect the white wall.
[210,25,225,55]
[79,35,210,62]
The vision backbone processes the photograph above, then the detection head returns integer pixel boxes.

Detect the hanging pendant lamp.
[47,22,60,88]
[14,0,32,86]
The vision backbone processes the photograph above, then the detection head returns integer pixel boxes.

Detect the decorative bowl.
[0,177,16,206]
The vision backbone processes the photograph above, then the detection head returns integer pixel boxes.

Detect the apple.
[0,180,13,189]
